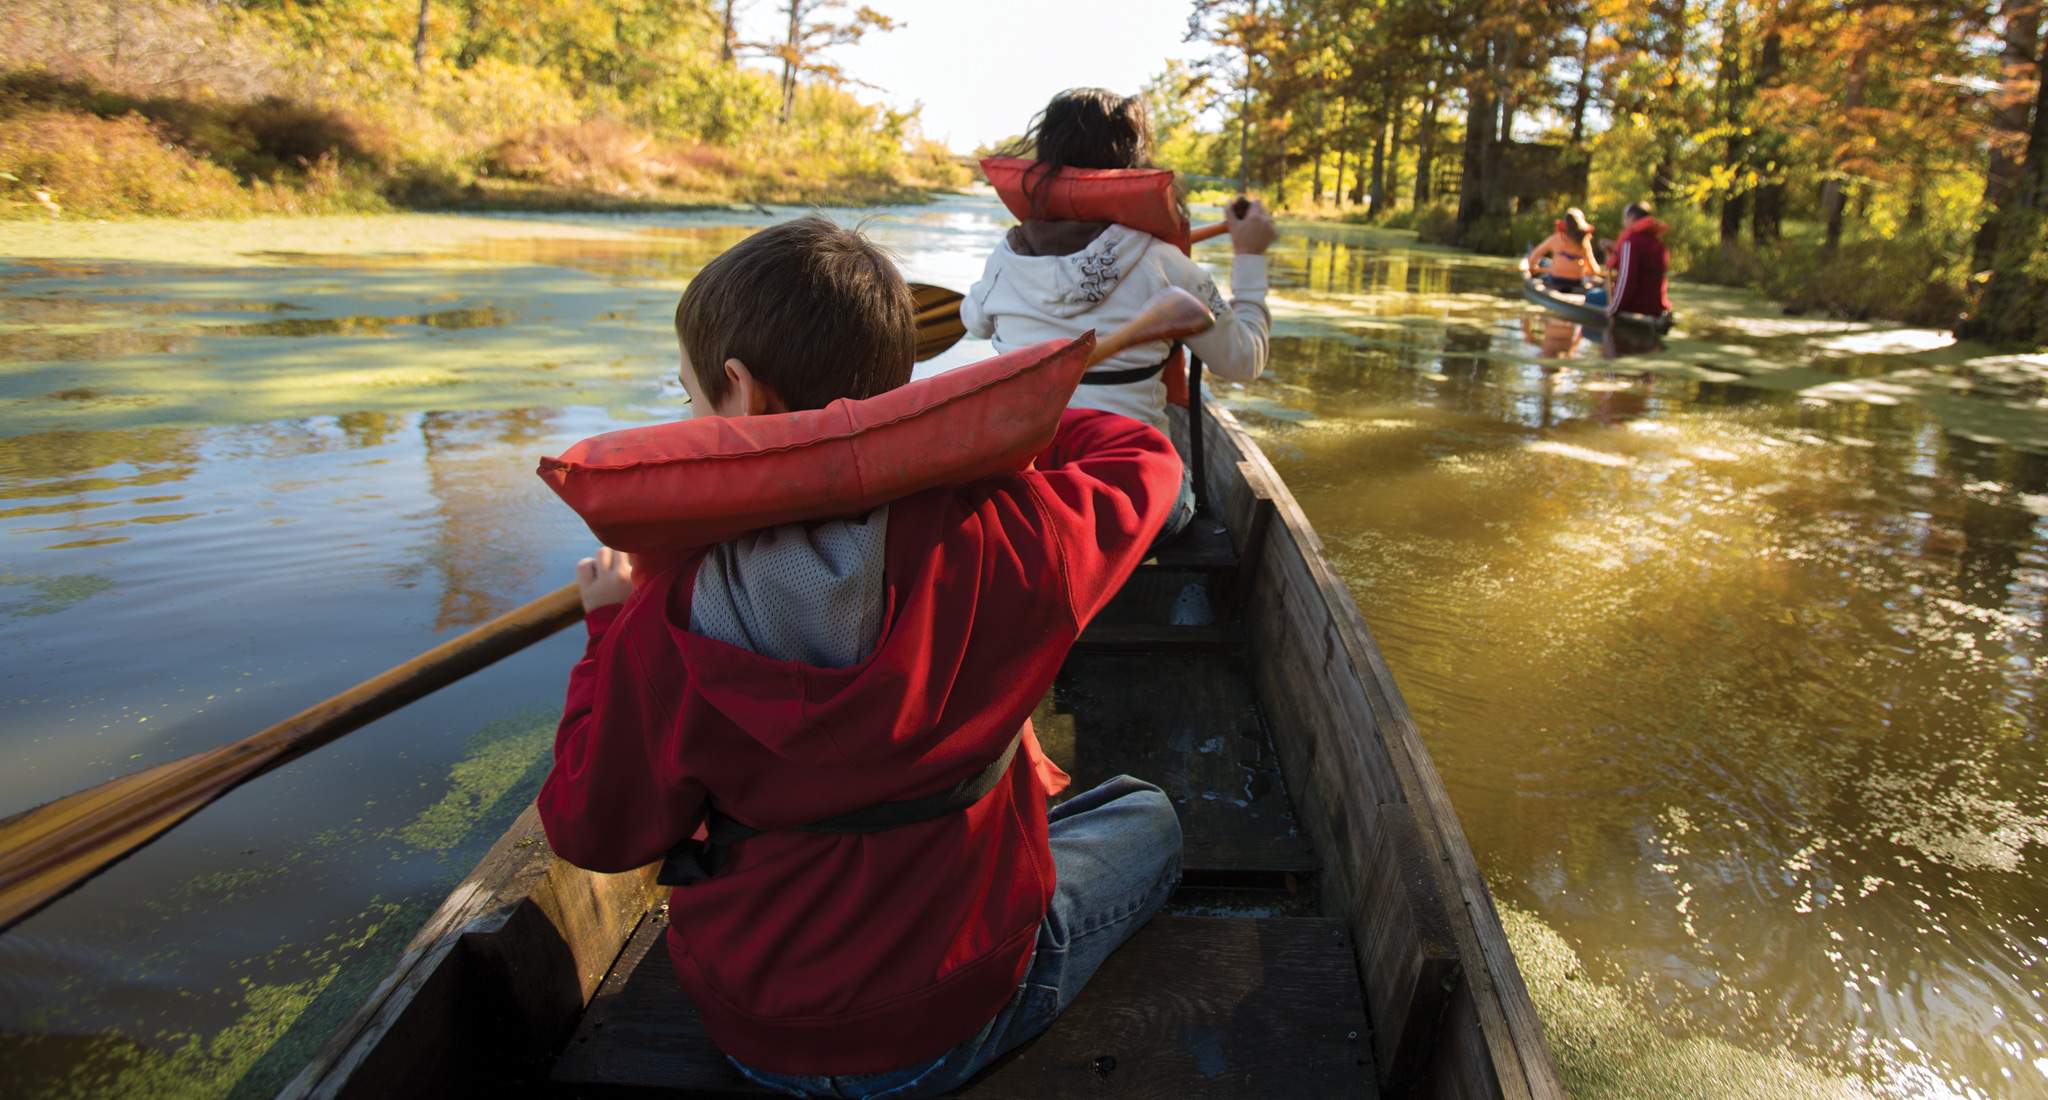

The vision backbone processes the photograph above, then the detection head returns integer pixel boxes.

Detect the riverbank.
[0,3,965,222]
[0,75,961,221]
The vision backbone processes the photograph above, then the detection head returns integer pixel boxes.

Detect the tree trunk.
[414,0,431,71]
[1311,99,1326,204]
[779,1,800,124]
[1820,48,1869,252]
[1650,0,1687,203]
[1482,106,1512,220]
[1368,91,1390,220]
[1456,81,1494,237]
[722,0,739,63]
[1334,98,1350,207]
[1414,83,1438,206]
[1717,1,1749,245]
[1751,28,1785,243]
[1479,31,1516,221]
[1568,20,1594,145]
[1969,29,2048,342]
[1387,97,1405,216]
[1973,1,2044,273]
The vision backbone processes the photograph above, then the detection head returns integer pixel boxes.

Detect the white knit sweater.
[960,225,1271,432]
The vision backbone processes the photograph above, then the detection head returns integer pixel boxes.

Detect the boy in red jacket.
[538,216,1184,1098]
[1601,200,1672,319]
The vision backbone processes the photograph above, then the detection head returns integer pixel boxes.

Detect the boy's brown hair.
[675,216,915,412]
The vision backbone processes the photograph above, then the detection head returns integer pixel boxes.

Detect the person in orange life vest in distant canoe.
[1583,201,1672,319]
[963,87,1277,542]
[538,217,1186,1099]
[1523,207,1602,293]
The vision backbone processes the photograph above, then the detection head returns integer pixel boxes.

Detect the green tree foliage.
[1177,0,2039,342]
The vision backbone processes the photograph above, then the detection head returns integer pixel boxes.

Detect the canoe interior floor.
[548,520,1376,1096]
[551,910,1372,1098]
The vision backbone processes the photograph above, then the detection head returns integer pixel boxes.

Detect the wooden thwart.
[552,912,1374,1098]
[1072,623,1234,652]
[1141,518,1239,574]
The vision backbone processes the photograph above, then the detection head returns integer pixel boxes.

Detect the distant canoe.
[1522,275,1674,335]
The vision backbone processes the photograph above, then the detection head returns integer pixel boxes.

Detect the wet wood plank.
[1141,517,1238,573]
[1073,623,1234,652]
[551,913,1375,1098]
[1032,650,1315,877]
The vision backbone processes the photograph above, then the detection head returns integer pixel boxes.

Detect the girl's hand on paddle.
[1226,200,1277,256]
[575,547,635,612]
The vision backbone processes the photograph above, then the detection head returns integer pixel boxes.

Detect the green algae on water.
[0,571,113,617]
[393,709,553,853]
[1503,904,1878,1100]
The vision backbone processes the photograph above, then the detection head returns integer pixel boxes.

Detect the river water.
[0,195,2042,1099]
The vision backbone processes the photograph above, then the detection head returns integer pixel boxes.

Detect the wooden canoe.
[1522,274,1674,335]
[280,402,1565,1100]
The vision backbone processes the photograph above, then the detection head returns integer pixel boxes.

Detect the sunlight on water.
[1,198,2044,1097]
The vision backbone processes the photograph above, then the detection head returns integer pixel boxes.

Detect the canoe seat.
[1139,516,1238,574]
[550,911,1375,1098]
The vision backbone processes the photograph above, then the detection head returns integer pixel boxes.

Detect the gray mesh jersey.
[688,506,890,668]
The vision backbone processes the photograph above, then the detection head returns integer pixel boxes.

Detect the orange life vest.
[539,336,1095,556]
[981,157,1194,404]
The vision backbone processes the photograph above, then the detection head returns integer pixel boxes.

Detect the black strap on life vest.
[656,729,1026,887]
[1078,341,1181,386]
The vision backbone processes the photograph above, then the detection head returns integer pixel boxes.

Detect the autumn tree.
[750,0,900,125]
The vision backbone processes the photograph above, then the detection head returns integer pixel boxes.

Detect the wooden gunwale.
[1187,402,1564,1099]
[283,403,1561,1100]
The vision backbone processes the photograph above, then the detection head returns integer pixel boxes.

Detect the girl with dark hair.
[963,87,1276,538]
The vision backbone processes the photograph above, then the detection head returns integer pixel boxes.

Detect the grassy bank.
[0,1,966,221]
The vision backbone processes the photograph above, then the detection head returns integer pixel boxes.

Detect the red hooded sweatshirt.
[1607,216,1672,318]
[537,408,1180,1076]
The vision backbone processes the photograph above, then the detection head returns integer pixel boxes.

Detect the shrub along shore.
[0,1,966,222]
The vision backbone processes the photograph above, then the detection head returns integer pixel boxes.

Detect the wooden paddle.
[911,282,967,361]
[0,285,1214,937]
[0,585,585,933]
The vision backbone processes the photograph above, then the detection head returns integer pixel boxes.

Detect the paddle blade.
[911,282,967,362]
[0,583,583,935]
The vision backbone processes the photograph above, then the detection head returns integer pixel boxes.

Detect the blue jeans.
[1582,286,1609,307]
[1148,460,1197,552]
[731,775,1183,1099]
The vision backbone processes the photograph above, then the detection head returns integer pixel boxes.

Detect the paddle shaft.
[0,584,583,934]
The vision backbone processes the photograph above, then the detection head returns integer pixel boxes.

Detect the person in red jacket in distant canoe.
[539,217,1185,1099]
[1584,200,1672,320]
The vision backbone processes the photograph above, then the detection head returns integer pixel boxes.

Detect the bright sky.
[732,0,1212,153]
